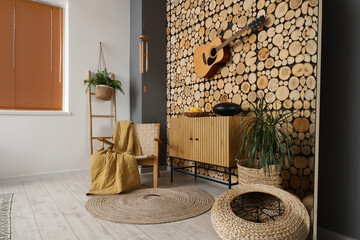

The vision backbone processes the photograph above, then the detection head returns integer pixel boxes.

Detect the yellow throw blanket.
[87,121,142,195]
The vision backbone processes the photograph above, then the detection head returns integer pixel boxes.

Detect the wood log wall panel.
[166,0,319,199]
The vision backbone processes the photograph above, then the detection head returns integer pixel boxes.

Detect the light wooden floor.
[1,170,228,240]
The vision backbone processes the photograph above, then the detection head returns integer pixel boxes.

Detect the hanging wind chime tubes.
[139,35,150,93]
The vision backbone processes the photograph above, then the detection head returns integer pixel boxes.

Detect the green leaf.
[235,95,294,175]
[83,69,125,94]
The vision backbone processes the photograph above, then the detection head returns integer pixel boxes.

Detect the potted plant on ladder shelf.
[84,42,124,101]
[84,68,124,101]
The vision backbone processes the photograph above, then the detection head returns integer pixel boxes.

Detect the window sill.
[0,110,72,116]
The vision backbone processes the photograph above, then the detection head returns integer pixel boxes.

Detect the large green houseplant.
[235,97,293,187]
[84,69,124,101]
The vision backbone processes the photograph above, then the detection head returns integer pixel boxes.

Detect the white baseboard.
[0,166,169,184]
[318,227,357,240]
[0,169,90,184]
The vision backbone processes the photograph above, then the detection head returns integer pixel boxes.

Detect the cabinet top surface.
[170,116,250,119]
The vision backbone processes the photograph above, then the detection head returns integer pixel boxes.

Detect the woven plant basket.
[95,85,113,101]
[211,184,310,240]
[237,159,282,188]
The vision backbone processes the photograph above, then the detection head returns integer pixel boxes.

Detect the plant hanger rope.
[98,42,107,72]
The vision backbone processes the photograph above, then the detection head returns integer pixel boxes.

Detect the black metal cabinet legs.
[170,157,237,188]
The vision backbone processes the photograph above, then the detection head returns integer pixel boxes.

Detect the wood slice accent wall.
[166,0,319,199]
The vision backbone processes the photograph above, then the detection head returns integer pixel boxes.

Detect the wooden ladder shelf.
[87,71,117,155]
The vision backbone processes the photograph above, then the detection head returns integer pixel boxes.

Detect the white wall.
[0,0,131,178]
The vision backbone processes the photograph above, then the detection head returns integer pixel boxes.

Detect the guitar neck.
[215,26,249,51]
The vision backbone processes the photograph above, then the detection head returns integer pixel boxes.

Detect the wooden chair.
[98,123,162,188]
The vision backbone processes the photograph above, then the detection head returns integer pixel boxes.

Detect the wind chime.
[139,35,149,93]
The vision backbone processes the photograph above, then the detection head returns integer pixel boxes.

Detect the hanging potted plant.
[84,68,124,101]
[234,97,294,188]
[84,43,124,100]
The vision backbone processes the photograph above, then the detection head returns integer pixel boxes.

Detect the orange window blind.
[0,0,14,109]
[0,0,63,111]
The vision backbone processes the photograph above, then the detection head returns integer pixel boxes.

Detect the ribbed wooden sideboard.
[169,116,248,188]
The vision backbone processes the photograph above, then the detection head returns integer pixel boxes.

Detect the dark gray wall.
[319,0,360,239]
[141,0,167,165]
[130,0,167,165]
[130,0,143,124]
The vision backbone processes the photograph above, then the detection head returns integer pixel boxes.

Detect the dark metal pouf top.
[231,192,285,223]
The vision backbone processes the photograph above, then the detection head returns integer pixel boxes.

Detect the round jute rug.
[85,187,214,224]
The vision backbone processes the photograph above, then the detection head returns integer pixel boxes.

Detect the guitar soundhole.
[210,48,217,57]
[207,57,216,65]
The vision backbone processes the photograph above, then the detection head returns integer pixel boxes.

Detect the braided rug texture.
[86,187,214,224]
[0,194,13,240]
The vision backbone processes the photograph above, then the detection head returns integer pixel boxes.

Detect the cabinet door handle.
[195,138,199,141]
[189,138,193,140]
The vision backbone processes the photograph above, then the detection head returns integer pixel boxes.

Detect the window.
[0,0,63,111]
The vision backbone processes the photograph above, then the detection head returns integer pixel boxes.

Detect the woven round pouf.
[86,187,214,224]
[211,184,310,240]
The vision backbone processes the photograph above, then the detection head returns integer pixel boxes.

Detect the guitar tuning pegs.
[248,15,266,30]
[259,15,265,24]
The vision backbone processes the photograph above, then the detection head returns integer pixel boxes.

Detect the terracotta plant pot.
[236,159,282,188]
[95,85,114,101]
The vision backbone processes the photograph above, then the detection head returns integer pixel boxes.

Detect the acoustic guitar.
[194,15,265,78]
